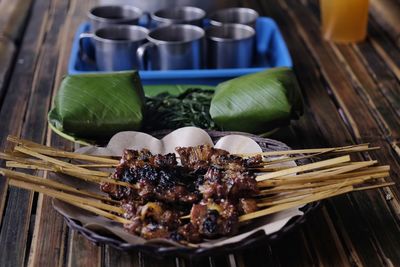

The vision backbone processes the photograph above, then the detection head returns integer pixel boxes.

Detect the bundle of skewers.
[0,135,394,244]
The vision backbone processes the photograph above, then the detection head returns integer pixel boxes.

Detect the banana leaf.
[209,68,303,134]
[48,71,145,140]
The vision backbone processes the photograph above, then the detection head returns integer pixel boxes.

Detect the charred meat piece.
[174,223,202,243]
[133,165,200,203]
[115,149,177,178]
[101,146,262,243]
[201,166,259,200]
[100,182,136,201]
[140,223,170,239]
[238,198,258,214]
[176,145,262,172]
[176,145,229,172]
[123,201,181,238]
[109,151,200,204]
[243,154,263,167]
[190,200,239,238]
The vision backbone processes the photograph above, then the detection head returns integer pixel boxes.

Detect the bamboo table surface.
[0,0,399,266]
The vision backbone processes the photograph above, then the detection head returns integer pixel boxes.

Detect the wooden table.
[0,0,399,266]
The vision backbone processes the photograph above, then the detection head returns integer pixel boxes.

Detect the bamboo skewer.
[2,137,395,230]
[239,186,354,222]
[238,143,375,157]
[256,155,351,181]
[257,161,381,187]
[7,136,60,151]
[14,146,110,177]
[26,146,120,165]
[60,199,131,224]
[75,163,118,168]
[7,135,119,164]
[255,149,338,167]
[257,177,383,207]
[7,136,376,164]
[0,168,117,203]
[9,179,124,214]
[7,179,130,224]
[257,171,389,196]
[353,182,395,191]
[240,182,394,222]
[4,163,138,189]
[2,152,138,190]
[6,161,54,171]
[257,170,389,188]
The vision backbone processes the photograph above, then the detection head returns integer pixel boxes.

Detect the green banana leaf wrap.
[209,68,303,134]
[48,71,145,139]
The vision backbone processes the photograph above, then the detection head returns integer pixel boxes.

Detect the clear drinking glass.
[320,0,369,43]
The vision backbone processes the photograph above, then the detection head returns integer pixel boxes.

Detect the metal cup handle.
[137,42,155,70]
[79,32,95,61]
[141,12,152,28]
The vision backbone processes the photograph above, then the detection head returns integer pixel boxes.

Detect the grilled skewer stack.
[0,135,394,242]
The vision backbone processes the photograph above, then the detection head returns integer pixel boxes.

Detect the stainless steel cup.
[88,5,144,31]
[150,6,206,27]
[79,25,149,71]
[137,24,204,70]
[209,7,259,28]
[206,24,255,69]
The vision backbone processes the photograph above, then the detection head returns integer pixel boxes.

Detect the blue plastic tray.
[68,17,292,85]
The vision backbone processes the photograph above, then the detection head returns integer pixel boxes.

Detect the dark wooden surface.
[0,0,399,266]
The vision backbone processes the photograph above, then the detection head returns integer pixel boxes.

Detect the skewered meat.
[101,145,261,243]
[103,149,200,203]
[122,201,181,239]
[189,199,238,238]
[200,166,259,200]
[176,145,262,172]
[238,198,258,214]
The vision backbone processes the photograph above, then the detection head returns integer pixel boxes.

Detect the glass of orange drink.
[320,0,369,43]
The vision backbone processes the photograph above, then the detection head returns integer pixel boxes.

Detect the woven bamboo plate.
[52,130,319,258]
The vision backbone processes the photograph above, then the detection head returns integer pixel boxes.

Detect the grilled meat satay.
[101,146,260,243]
[176,145,262,172]
[200,165,259,200]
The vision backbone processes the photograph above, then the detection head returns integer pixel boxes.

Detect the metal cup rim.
[151,6,206,24]
[147,24,205,44]
[88,5,143,23]
[205,24,255,42]
[208,7,259,26]
[92,25,149,43]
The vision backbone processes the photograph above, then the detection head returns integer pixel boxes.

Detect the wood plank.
[333,44,400,138]
[368,18,400,81]
[0,0,55,265]
[27,195,68,267]
[274,0,400,266]
[22,1,71,266]
[186,255,230,267]
[302,206,352,267]
[0,38,16,102]
[104,246,140,267]
[48,0,108,266]
[139,254,177,267]
[0,0,34,43]
[67,231,102,267]
[245,1,357,266]
[235,242,278,267]
[354,41,400,122]
[242,2,352,265]
[305,0,400,133]
[271,228,316,267]
[13,0,71,265]
[370,0,400,46]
